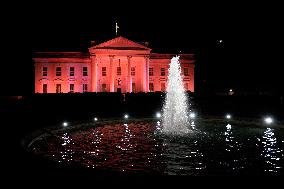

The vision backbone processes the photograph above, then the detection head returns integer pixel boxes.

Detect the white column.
[91,55,97,92]
[145,56,150,92]
[127,56,132,93]
[109,55,114,92]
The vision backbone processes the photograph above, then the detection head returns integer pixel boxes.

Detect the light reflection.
[60,133,73,162]
[116,123,133,151]
[190,121,196,129]
[156,121,161,131]
[261,128,282,173]
[90,129,102,156]
[224,124,234,152]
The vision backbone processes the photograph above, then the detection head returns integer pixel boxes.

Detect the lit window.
[184,68,189,76]
[83,67,88,76]
[149,83,154,92]
[43,84,47,93]
[132,83,136,93]
[83,84,88,92]
[117,67,121,76]
[131,67,135,76]
[161,83,166,92]
[161,68,165,76]
[56,84,61,93]
[102,84,107,92]
[102,67,106,76]
[56,67,61,76]
[70,67,75,76]
[42,67,48,76]
[149,68,154,76]
[184,83,189,91]
[70,84,74,93]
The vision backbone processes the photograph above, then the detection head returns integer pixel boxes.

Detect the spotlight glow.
[189,112,196,119]
[63,122,68,127]
[226,114,231,119]
[124,114,129,119]
[264,117,273,124]
[156,112,161,118]
[94,117,98,121]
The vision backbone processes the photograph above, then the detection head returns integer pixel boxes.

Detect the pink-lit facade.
[33,36,195,93]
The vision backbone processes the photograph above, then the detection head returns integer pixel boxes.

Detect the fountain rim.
[22,116,284,152]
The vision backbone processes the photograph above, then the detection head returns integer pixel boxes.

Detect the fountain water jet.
[162,56,190,134]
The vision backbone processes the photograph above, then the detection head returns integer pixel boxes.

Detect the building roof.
[89,36,152,51]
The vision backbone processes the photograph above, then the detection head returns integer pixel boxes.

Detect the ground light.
[189,112,196,119]
[94,117,98,121]
[63,122,68,127]
[226,114,232,119]
[156,112,161,118]
[264,117,273,125]
[124,114,129,119]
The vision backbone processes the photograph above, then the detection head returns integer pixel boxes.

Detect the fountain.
[162,56,190,134]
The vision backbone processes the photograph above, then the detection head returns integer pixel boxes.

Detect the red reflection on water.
[31,122,166,174]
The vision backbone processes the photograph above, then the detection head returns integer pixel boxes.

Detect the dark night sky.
[1,2,283,95]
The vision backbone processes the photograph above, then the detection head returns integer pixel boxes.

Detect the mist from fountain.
[162,56,190,134]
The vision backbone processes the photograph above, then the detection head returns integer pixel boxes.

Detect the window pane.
[56,67,61,76]
[83,84,88,92]
[132,83,136,92]
[149,68,154,76]
[43,84,47,93]
[149,83,154,92]
[102,67,106,76]
[117,67,121,76]
[161,83,166,91]
[161,68,165,76]
[131,67,135,76]
[70,84,74,93]
[102,84,107,92]
[43,67,48,76]
[83,67,88,76]
[70,67,75,76]
[184,68,189,76]
[56,84,61,93]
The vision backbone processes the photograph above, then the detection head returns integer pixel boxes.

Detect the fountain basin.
[25,117,284,176]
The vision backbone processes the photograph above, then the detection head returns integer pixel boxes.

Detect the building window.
[149,68,154,76]
[42,67,48,76]
[102,84,107,92]
[149,83,154,92]
[184,68,189,76]
[102,67,107,76]
[161,68,166,76]
[131,67,135,76]
[83,84,88,92]
[70,84,74,93]
[184,83,189,91]
[83,67,88,76]
[43,84,47,93]
[132,83,136,93]
[161,83,166,92]
[70,67,75,76]
[56,67,61,76]
[117,67,121,76]
[56,84,61,93]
